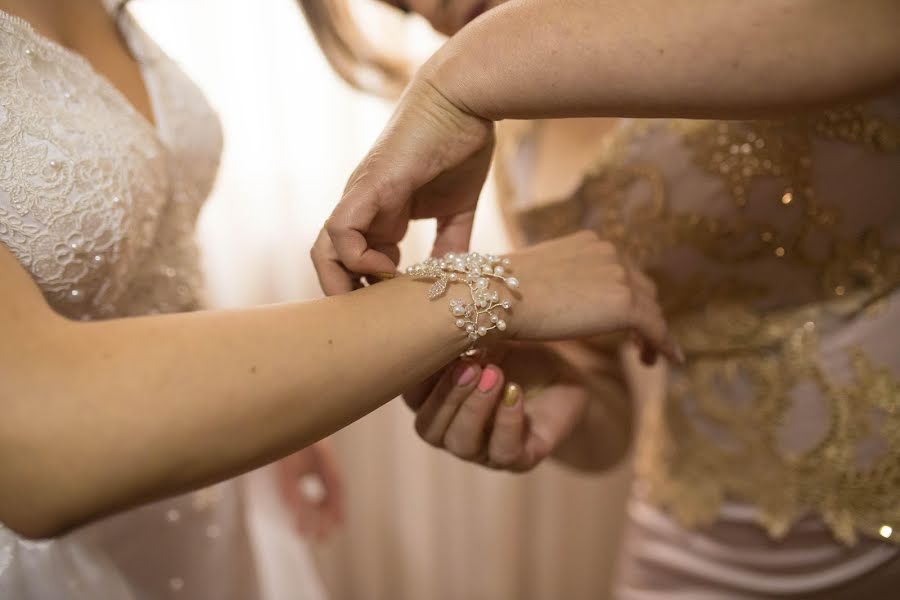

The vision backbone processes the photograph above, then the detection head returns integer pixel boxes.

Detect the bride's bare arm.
[0,245,467,538]
[0,230,671,538]
[433,0,900,120]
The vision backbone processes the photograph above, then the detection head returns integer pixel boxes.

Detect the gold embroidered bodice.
[495,93,900,546]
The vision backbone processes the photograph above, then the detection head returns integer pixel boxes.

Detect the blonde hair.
[297,0,409,97]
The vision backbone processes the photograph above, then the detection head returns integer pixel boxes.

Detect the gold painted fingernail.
[503,383,521,407]
[374,272,397,280]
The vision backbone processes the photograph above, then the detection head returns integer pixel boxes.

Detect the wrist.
[403,252,520,350]
[418,27,495,123]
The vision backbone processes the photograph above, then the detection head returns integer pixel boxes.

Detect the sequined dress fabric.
[496,92,900,596]
[0,6,259,599]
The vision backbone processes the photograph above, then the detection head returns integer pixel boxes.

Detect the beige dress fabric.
[0,5,260,598]
[495,89,900,597]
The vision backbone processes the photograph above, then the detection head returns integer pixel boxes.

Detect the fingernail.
[374,272,396,280]
[454,363,479,387]
[502,383,521,407]
[477,367,500,392]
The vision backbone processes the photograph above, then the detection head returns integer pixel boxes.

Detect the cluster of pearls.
[407,252,519,345]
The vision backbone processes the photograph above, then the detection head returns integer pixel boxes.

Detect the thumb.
[432,209,476,258]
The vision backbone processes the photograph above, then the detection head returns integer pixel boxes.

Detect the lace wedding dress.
[0,4,262,598]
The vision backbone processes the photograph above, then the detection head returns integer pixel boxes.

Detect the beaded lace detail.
[0,10,221,319]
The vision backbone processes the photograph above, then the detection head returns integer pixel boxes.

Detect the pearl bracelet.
[406,252,519,346]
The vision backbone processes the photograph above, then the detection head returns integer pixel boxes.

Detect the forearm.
[430,0,900,120]
[2,276,467,536]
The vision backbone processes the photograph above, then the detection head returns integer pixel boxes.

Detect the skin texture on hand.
[313,81,494,295]
[404,338,634,473]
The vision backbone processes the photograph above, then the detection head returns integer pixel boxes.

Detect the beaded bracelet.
[406,252,519,346]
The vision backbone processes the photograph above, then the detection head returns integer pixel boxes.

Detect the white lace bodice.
[0,7,220,319]
[0,6,261,599]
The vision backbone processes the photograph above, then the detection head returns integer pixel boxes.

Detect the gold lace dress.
[496,91,900,597]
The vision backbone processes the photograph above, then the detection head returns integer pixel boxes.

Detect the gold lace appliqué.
[495,105,900,545]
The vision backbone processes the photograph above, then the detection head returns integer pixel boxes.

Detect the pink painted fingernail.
[478,367,500,392]
[455,363,479,387]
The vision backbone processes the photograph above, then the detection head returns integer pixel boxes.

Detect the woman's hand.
[501,231,681,362]
[312,79,494,295]
[275,440,344,541]
[403,339,632,472]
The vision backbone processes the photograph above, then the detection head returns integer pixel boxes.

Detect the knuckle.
[608,264,627,282]
[414,419,441,447]
[445,433,479,460]
[491,446,522,468]
[323,216,342,239]
[608,285,633,310]
[590,237,613,251]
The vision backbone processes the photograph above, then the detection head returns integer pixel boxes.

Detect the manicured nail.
[374,272,396,280]
[454,363,479,387]
[477,367,500,392]
[502,383,521,407]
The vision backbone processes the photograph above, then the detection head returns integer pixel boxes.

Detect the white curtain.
[135,1,632,598]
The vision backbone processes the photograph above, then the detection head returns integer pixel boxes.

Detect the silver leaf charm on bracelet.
[406,252,517,347]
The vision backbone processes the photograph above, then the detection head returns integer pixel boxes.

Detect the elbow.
[3,519,74,542]
[0,440,86,541]
[0,494,77,541]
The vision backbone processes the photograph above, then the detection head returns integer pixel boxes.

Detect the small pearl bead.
[468,332,479,341]
[465,323,475,333]
[449,272,458,282]
[476,278,488,289]
[482,265,492,274]
[497,320,507,331]
[506,277,519,289]
[501,300,511,309]
[490,314,499,323]
[501,258,511,267]
[494,266,505,276]
[452,305,466,317]
[455,319,466,328]
[477,326,488,337]
[444,253,456,261]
